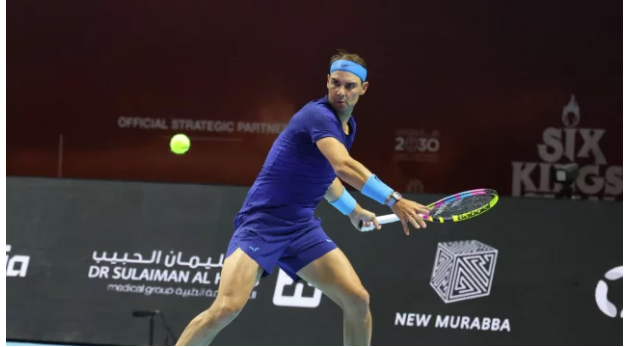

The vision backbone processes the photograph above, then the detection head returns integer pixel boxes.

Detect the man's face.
[327,71,368,113]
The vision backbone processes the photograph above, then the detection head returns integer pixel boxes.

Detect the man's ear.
[361,81,369,95]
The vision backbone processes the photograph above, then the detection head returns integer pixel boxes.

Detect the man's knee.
[218,299,245,318]
[197,296,247,328]
[344,287,370,319]
[215,295,248,321]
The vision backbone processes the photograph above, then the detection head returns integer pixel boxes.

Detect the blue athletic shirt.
[234,95,356,233]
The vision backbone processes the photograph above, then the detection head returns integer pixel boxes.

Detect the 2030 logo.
[394,129,440,163]
[395,129,440,153]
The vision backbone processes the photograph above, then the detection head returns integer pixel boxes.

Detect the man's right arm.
[316,137,429,234]
[316,137,372,191]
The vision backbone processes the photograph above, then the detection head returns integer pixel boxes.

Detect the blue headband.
[330,59,367,83]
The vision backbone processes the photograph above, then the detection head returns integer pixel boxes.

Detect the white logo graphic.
[595,266,623,318]
[430,241,498,303]
[395,241,510,333]
[6,245,30,278]
[273,269,322,308]
[511,94,622,200]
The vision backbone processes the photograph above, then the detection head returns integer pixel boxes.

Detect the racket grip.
[359,214,400,232]
[358,213,428,232]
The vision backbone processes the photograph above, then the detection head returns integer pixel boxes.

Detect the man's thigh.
[277,225,337,282]
[295,248,367,307]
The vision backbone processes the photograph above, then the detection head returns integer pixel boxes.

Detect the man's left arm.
[324,177,346,202]
[325,177,381,231]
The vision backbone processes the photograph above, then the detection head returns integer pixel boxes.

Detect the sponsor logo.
[394,129,440,163]
[394,313,510,332]
[117,117,287,135]
[456,203,493,221]
[273,269,322,308]
[595,266,623,318]
[512,95,622,200]
[430,241,498,303]
[6,245,30,278]
[88,249,258,299]
[395,240,511,333]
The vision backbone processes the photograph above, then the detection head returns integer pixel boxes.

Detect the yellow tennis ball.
[170,134,190,154]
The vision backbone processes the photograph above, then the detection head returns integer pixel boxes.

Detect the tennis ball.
[170,134,191,155]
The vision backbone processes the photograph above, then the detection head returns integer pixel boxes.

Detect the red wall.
[8,0,622,199]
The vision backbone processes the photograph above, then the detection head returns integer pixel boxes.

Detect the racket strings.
[430,195,494,218]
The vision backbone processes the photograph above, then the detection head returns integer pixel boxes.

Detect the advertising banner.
[7,178,623,345]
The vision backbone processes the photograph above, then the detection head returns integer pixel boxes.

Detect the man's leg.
[176,248,262,346]
[296,248,372,346]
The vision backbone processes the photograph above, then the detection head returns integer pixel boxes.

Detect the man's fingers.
[372,216,382,230]
[415,205,430,216]
[407,216,421,230]
[417,216,427,229]
[412,211,427,229]
[399,217,410,236]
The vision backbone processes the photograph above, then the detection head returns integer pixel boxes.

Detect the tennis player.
[176,50,430,346]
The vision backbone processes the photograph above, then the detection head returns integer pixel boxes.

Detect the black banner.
[6,177,623,345]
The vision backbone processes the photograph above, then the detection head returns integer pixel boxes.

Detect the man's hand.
[391,199,430,235]
[348,207,381,232]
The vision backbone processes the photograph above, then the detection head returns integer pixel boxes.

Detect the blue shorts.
[226,214,337,281]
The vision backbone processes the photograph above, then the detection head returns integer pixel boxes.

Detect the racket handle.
[358,213,428,232]
[359,214,399,232]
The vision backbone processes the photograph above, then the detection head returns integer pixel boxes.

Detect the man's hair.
[330,49,367,69]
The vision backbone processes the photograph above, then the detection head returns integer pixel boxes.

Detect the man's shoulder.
[293,97,335,123]
[300,96,332,113]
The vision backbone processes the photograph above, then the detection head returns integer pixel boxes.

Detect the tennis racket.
[359,188,499,232]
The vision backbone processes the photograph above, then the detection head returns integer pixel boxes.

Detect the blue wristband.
[362,174,394,205]
[329,187,357,215]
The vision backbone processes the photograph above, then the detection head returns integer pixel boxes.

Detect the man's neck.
[337,112,351,125]
[332,104,353,125]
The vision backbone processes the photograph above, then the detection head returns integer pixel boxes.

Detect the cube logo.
[430,240,498,303]
[273,269,322,308]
